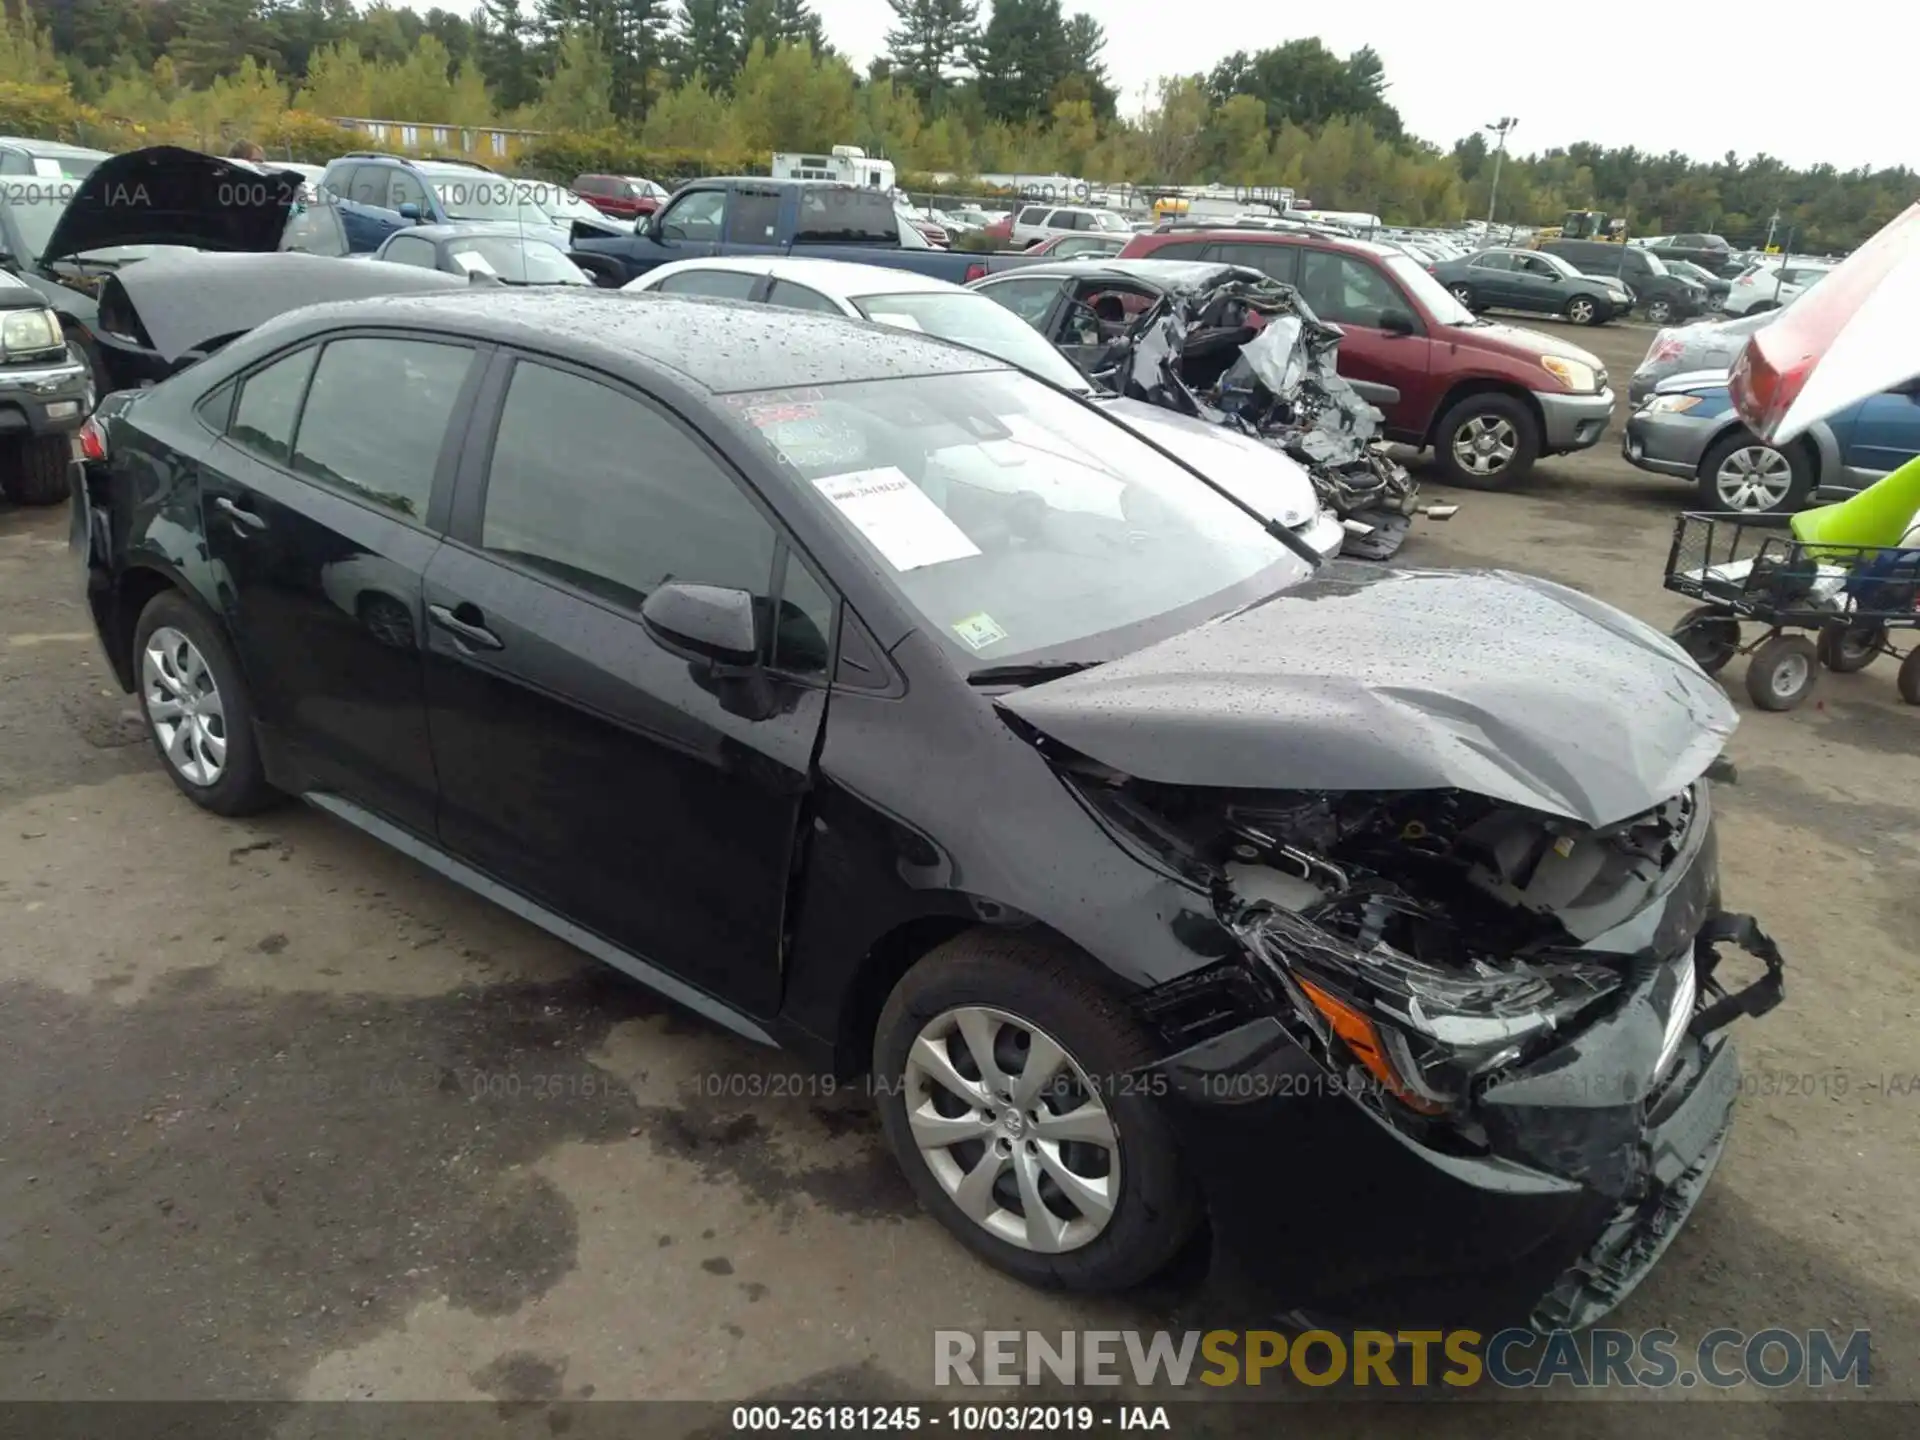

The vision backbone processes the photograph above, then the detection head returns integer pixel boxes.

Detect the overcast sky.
[793,0,1917,173]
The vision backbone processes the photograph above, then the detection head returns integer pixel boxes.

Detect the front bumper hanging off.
[1144,910,1788,1333]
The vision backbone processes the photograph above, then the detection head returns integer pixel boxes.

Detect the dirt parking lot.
[1,318,1914,1434]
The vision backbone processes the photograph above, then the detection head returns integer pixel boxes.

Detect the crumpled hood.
[1101,394,1320,529]
[1000,564,1737,828]
[41,146,303,265]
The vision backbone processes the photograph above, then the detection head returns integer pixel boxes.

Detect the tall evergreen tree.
[1060,12,1112,118]
[671,0,744,89]
[972,0,1068,122]
[475,0,540,111]
[883,0,975,107]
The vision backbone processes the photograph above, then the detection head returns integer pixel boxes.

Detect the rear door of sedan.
[420,349,836,1018]
[197,330,489,836]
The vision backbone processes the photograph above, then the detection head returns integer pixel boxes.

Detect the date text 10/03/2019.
[731,1406,1170,1432]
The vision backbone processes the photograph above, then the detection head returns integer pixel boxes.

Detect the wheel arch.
[823,910,1119,1080]
[106,560,224,694]
[1422,378,1544,449]
[1693,422,1820,484]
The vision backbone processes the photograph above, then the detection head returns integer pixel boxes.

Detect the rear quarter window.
[793,187,897,244]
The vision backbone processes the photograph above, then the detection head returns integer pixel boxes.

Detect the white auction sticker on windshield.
[31,158,63,178]
[868,311,925,332]
[812,466,981,572]
[952,613,1008,650]
[451,250,496,275]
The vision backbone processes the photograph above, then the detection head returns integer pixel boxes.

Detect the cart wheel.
[1899,648,1920,706]
[1746,635,1819,711]
[1817,622,1886,674]
[1673,606,1740,675]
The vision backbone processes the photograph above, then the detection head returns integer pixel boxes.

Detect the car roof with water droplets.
[289,287,1013,394]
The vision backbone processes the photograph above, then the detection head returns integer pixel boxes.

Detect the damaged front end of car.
[997,566,1787,1331]
[1098,272,1430,561]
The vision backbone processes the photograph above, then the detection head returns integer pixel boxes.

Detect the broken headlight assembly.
[1225,898,1621,1117]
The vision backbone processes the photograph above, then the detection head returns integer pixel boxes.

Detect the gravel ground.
[0,317,1913,1436]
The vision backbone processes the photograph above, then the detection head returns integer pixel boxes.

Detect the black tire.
[1565,294,1605,326]
[0,433,72,505]
[1695,430,1812,515]
[1817,622,1885,674]
[1746,301,1777,316]
[131,589,277,815]
[874,930,1200,1292]
[1745,634,1818,711]
[1644,298,1675,325]
[1899,648,1920,705]
[1433,391,1541,490]
[1447,283,1476,310]
[1673,605,1740,675]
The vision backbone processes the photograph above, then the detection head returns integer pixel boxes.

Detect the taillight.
[79,416,107,462]
[964,262,985,283]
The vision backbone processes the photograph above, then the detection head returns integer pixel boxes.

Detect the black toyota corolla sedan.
[71,288,1785,1331]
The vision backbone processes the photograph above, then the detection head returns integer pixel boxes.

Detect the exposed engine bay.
[1067,766,1780,1151]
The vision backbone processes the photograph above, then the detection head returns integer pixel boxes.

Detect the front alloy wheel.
[142,626,228,786]
[1451,414,1519,479]
[903,1005,1119,1254]
[1712,444,1795,512]
[1646,298,1674,324]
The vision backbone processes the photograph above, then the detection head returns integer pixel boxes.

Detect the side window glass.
[228,346,318,464]
[977,279,1062,330]
[1211,242,1297,283]
[656,268,759,300]
[1149,240,1209,260]
[1472,252,1511,270]
[1298,252,1401,328]
[1017,206,1046,225]
[290,338,473,522]
[348,167,385,207]
[766,280,844,315]
[480,360,778,620]
[387,170,429,213]
[385,236,437,268]
[660,191,725,240]
[728,189,781,243]
[772,555,834,675]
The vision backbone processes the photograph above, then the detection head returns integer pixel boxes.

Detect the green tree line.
[6,0,1914,248]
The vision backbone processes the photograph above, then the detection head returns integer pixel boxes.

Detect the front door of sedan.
[1509,254,1568,313]
[421,352,835,1018]
[197,333,486,836]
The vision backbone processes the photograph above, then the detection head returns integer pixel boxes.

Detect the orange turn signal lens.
[1297,977,1444,1114]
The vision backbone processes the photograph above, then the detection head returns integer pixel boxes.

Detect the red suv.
[1118,228,1615,488]
[572,174,672,220]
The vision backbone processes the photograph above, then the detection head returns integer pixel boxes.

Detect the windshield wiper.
[967,659,1105,688]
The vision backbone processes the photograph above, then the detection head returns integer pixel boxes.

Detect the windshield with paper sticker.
[731,369,1306,663]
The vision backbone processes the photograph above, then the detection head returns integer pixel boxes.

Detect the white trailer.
[770,146,896,191]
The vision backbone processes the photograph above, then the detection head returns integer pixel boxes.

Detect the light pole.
[1484,117,1518,229]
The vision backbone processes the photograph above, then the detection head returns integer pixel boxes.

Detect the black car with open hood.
[74,289,1785,1337]
[0,145,350,403]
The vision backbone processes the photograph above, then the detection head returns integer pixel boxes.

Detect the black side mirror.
[1379,309,1416,336]
[642,581,760,668]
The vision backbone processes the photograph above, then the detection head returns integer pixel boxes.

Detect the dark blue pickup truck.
[570,177,995,288]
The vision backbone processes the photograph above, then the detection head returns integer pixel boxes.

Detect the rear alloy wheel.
[1435,392,1540,490]
[132,590,276,815]
[1645,298,1675,325]
[0,433,72,505]
[1697,432,1810,515]
[1745,634,1819,711]
[1448,284,1476,310]
[1565,295,1600,326]
[875,931,1198,1291]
